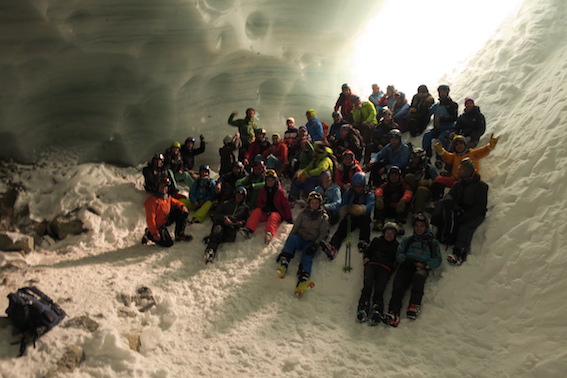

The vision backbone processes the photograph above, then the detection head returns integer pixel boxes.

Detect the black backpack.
[6,286,67,356]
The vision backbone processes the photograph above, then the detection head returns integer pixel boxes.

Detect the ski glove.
[488,133,500,150]
[396,200,406,213]
[433,141,444,155]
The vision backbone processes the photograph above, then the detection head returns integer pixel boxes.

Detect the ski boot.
[295,273,314,296]
[382,312,400,327]
[372,221,383,232]
[204,248,215,264]
[319,241,338,260]
[240,227,253,239]
[357,240,369,254]
[202,236,210,245]
[447,247,467,266]
[276,255,290,279]
[368,305,382,326]
[175,233,193,242]
[264,232,273,245]
[406,304,421,320]
[357,309,368,323]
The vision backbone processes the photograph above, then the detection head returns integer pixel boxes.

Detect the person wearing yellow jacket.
[289,141,335,203]
[352,96,378,145]
[430,134,499,200]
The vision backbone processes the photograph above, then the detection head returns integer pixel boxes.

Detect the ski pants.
[422,128,451,157]
[187,200,213,223]
[245,208,282,236]
[145,207,188,248]
[388,260,430,314]
[358,264,392,314]
[281,234,317,276]
[455,214,485,257]
[330,213,371,251]
[207,223,238,252]
[431,176,457,201]
[289,176,321,200]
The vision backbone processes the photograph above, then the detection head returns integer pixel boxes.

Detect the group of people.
[140,82,499,327]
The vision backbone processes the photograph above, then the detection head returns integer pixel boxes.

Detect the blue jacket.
[314,183,342,212]
[189,178,217,202]
[429,97,458,131]
[396,230,442,269]
[339,189,375,215]
[306,117,324,142]
[371,141,411,169]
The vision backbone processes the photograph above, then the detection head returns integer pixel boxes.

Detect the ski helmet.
[171,141,181,148]
[411,148,426,161]
[232,161,244,170]
[223,135,233,145]
[452,134,467,146]
[152,153,165,162]
[235,186,247,199]
[307,191,323,204]
[383,222,399,235]
[255,128,267,135]
[389,129,402,140]
[459,157,476,177]
[351,172,366,185]
[264,169,278,180]
[412,213,429,227]
[199,164,210,174]
[437,84,450,91]
[387,166,402,176]
[185,136,196,144]
[159,176,171,185]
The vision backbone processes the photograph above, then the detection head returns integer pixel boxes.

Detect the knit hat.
[286,117,295,123]
[464,97,475,105]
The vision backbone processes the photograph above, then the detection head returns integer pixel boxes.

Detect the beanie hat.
[464,97,475,105]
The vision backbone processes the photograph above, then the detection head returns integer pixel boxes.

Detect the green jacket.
[352,101,377,125]
[303,146,334,177]
[228,114,257,145]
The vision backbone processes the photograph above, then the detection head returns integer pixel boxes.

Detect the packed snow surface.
[2,0,567,377]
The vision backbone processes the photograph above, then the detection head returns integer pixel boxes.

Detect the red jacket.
[375,181,413,209]
[262,141,288,164]
[144,194,185,235]
[256,182,292,221]
[335,161,363,189]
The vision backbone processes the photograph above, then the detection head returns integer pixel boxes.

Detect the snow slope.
[2,0,567,377]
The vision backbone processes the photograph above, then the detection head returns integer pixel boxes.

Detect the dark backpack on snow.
[6,286,67,356]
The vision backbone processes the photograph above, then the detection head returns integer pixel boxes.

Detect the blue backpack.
[6,286,67,356]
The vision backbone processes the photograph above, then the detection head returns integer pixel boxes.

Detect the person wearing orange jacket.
[430,133,499,200]
[142,177,192,247]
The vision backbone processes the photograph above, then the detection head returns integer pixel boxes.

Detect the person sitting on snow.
[356,222,400,325]
[382,213,441,328]
[236,159,266,210]
[203,186,250,263]
[142,177,192,247]
[430,133,499,200]
[392,91,410,133]
[368,84,384,118]
[432,158,488,266]
[314,170,342,225]
[407,85,435,137]
[403,147,438,214]
[240,169,292,245]
[275,191,330,294]
[422,84,458,160]
[351,95,377,145]
[283,117,298,150]
[289,141,335,203]
[286,137,314,180]
[334,83,357,123]
[451,97,486,149]
[243,128,271,167]
[305,109,324,142]
[187,165,217,223]
[328,111,349,144]
[326,172,375,255]
[334,149,363,192]
[262,133,288,173]
[216,161,248,203]
[377,85,397,116]
[331,124,364,162]
[367,129,410,187]
[164,141,193,188]
[363,108,400,165]
[373,166,413,233]
[181,135,206,175]
[143,153,175,194]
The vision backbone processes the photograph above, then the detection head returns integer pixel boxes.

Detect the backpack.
[6,286,67,356]
[430,201,457,245]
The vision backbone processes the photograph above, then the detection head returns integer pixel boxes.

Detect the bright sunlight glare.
[349,0,524,96]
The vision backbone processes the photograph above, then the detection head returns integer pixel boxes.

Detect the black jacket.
[212,199,250,226]
[364,235,399,271]
[455,106,486,142]
[446,173,488,223]
[181,142,205,171]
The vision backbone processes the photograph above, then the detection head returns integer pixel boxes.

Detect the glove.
[433,141,444,155]
[350,204,366,216]
[396,200,406,213]
[418,179,431,187]
[375,196,384,210]
[488,133,500,150]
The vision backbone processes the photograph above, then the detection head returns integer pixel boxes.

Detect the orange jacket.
[144,194,186,235]
[262,141,288,164]
[440,144,491,179]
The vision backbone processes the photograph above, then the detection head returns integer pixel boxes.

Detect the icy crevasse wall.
[0,0,381,165]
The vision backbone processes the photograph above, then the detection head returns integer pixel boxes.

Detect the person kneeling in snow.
[142,177,193,247]
[356,222,400,325]
[276,191,330,292]
[383,213,441,327]
[240,169,292,245]
[203,186,250,263]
